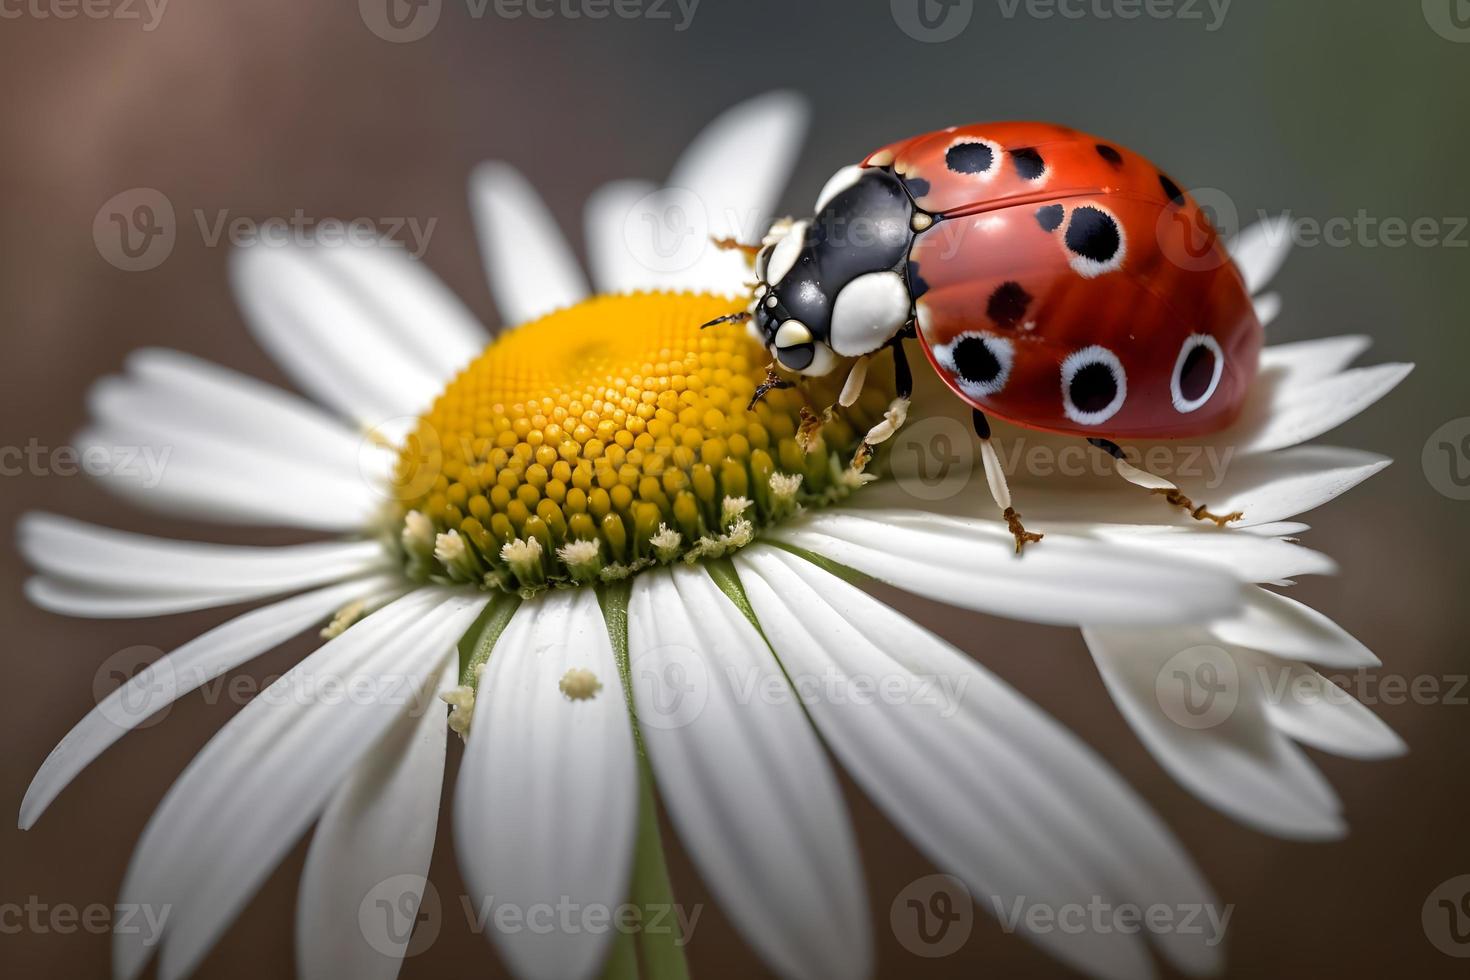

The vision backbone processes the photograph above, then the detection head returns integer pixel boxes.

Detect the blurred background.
[2,0,1468,976]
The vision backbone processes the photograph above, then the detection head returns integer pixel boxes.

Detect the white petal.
[19,575,399,829]
[1083,624,1347,840]
[454,589,637,980]
[582,179,659,294]
[1244,651,1405,760]
[313,241,489,380]
[1070,522,1335,584]
[296,654,459,980]
[1259,335,1371,385]
[767,507,1244,626]
[19,513,387,594]
[582,92,808,296]
[1253,292,1280,327]
[470,161,589,326]
[24,576,271,619]
[1228,215,1293,295]
[660,91,808,293]
[1221,362,1411,455]
[1207,587,1379,668]
[736,546,1222,979]
[76,422,380,532]
[230,244,449,425]
[115,588,484,980]
[627,566,869,980]
[117,348,381,480]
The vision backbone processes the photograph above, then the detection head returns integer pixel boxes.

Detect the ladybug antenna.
[700,310,751,330]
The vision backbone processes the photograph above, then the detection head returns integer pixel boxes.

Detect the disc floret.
[387,292,892,595]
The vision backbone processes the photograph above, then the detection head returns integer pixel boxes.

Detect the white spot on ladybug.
[1061,345,1127,425]
[1063,203,1126,278]
[935,332,1014,397]
[815,165,865,214]
[944,136,1002,180]
[868,148,895,167]
[1171,333,1224,413]
[765,219,808,286]
[829,271,910,357]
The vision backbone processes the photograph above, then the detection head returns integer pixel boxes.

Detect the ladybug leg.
[851,334,914,472]
[1087,438,1244,527]
[746,364,795,410]
[975,409,1044,554]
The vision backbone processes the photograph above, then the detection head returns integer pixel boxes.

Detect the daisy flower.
[18,92,1409,980]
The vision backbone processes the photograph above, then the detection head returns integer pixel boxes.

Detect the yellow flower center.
[389,291,893,594]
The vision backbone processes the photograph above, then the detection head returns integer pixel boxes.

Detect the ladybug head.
[747,166,918,378]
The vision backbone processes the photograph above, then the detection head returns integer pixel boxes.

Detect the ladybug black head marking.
[748,167,920,377]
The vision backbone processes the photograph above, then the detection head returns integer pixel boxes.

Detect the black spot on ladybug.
[907,259,930,300]
[902,175,931,199]
[1179,343,1217,401]
[1159,173,1185,207]
[1035,204,1065,232]
[986,281,1032,328]
[1065,206,1122,265]
[953,336,1002,385]
[1011,148,1046,181]
[1069,361,1118,414]
[945,141,994,175]
[1095,144,1124,168]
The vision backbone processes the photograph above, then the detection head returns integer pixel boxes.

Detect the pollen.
[388,292,892,594]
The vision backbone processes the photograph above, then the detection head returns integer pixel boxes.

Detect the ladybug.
[711,121,1261,551]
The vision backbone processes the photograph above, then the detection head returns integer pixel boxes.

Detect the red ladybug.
[713,122,1261,551]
